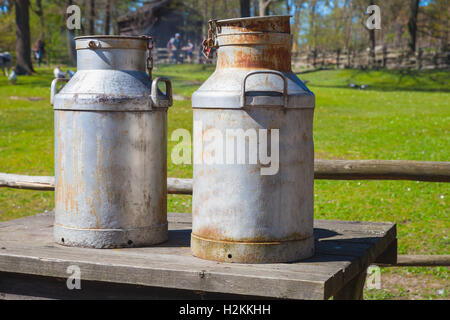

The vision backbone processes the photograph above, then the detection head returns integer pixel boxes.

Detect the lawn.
[0,65,448,299]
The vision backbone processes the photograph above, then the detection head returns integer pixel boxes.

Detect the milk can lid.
[215,15,291,33]
[74,35,152,50]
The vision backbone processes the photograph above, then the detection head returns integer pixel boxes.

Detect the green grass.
[0,65,449,291]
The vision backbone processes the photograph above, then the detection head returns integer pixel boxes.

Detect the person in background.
[174,33,182,64]
[167,37,176,64]
[0,50,12,76]
[185,39,194,63]
[36,39,45,67]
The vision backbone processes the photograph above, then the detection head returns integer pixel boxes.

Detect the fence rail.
[292,49,450,70]
[379,255,450,267]
[1,160,448,193]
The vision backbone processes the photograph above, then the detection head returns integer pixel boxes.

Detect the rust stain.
[217,45,291,72]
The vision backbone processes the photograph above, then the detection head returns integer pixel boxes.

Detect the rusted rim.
[215,15,291,34]
[74,35,152,40]
[216,15,291,24]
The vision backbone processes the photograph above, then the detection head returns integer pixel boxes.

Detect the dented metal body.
[192,16,315,263]
[52,36,172,248]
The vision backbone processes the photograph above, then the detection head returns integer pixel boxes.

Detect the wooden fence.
[292,49,449,70]
[152,46,448,70]
[1,159,449,267]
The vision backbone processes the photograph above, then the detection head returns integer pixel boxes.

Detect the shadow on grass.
[296,68,450,93]
[308,84,450,93]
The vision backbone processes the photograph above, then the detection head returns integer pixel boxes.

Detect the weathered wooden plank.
[0,212,396,300]
[0,212,395,276]
[373,240,397,265]
[333,271,367,300]
[0,272,263,300]
[0,250,328,300]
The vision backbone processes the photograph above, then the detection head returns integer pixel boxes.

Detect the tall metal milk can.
[191,16,315,263]
[51,36,172,248]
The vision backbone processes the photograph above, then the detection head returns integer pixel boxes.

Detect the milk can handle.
[241,70,288,108]
[50,78,69,106]
[151,77,173,107]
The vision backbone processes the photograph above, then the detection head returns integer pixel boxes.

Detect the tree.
[308,0,318,66]
[259,0,274,16]
[105,0,111,35]
[368,0,376,66]
[240,0,250,17]
[66,0,76,66]
[15,0,34,75]
[289,0,306,51]
[31,0,44,40]
[407,0,420,54]
[88,0,95,34]
[354,0,377,67]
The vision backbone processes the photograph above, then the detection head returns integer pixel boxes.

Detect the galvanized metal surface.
[53,35,172,248]
[192,16,315,263]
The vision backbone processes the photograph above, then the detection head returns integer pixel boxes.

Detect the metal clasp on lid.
[202,19,218,59]
[145,37,154,80]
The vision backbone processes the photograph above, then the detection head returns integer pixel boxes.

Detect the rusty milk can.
[191,16,315,263]
[51,36,172,248]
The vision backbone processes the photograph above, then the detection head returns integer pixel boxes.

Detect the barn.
[117,0,203,48]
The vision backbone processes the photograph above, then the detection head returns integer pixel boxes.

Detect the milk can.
[52,36,172,248]
[191,16,315,263]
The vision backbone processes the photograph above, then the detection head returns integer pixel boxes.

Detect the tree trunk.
[368,0,376,68]
[15,0,34,75]
[88,0,95,34]
[259,0,272,16]
[66,0,76,66]
[291,0,305,52]
[104,0,111,35]
[309,0,318,67]
[34,0,45,40]
[407,0,419,55]
[336,49,341,69]
[347,49,351,68]
[369,28,375,67]
[240,0,250,17]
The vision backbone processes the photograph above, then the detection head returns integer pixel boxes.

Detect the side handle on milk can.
[50,78,70,106]
[151,77,173,107]
[240,70,288,108]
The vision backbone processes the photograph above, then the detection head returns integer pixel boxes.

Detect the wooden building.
[118,0,203,48]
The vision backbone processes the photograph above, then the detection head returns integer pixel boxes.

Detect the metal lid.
[75,35,152,50]
[216,15,291,34]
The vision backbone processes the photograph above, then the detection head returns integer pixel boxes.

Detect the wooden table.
[0,212,396,300]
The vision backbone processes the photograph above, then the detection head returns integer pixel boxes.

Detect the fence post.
[336,49,341,69]
[313,49,317,68]
[417,48,422,70]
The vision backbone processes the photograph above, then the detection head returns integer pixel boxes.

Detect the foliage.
[0,0,447,66]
